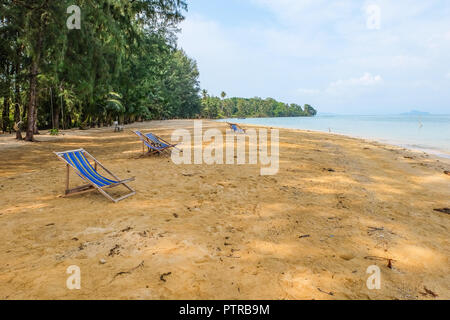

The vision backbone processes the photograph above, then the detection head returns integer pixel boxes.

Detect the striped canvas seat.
[135,131,165,152]
[62,151,118,187]
[145,133,170,148]
[140,135,166,152]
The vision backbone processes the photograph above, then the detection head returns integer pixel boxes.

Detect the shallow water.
[219,114,450,158]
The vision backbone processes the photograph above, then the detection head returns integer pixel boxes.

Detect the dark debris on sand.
[434,208,450,215]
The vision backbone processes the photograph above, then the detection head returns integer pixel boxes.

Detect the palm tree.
[219,91,227,116]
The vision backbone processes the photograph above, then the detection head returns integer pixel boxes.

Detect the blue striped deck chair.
[54,149,135,203]
[134,131,178,155]
[227,122,246,134]
[145,132,179,152]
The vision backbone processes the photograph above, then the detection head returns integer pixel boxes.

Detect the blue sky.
[177,0,450,114]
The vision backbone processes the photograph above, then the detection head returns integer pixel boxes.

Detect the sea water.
[218,114,450,158]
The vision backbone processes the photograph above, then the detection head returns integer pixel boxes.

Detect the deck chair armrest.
[116,177,135,184]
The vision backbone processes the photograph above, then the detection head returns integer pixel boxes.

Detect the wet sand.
[0,119,449,300]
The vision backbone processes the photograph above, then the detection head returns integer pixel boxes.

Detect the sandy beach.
[0,119,449,300]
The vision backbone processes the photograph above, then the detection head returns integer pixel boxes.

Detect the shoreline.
[2,119,450,162]
[220,119,450,162]
[1,119,450,169]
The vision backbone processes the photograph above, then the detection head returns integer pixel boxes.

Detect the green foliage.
[200,95,317,119]
[303,104,318,116]
[0,0,200,132]
[49,128,59,136]
[0,1,318,135]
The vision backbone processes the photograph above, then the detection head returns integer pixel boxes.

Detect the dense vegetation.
[200,91,317,119]
[0,0,199,141]
[0,1,317,142]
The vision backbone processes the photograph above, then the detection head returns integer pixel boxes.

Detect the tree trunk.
[60,91,65,130]
[14,55,23,140]
[55,109,60,129]
[14,85,22,140]
[2,62,10,133]
[54,109,59,130]
[2,96,10,133]
[33,100,39,134]
[14,102,22,140]
[25,27,43,142]
[50,88,59,129]
[25,60,38,141]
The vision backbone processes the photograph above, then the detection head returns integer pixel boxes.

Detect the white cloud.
[178,15,255,96]
[260,28,323,58]
[179,1,450,114]
[329,73,383,88]
[324,73,384,98]
[294,73,383,100]
[178,15,237,59]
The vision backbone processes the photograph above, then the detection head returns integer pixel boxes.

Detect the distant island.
[200,90,317,119]
[400,110,431,116]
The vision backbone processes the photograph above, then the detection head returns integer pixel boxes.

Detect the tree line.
[0,1,317,142]
[0,0,200,141]
[200,91,317,119]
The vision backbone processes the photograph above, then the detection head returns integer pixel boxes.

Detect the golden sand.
[0,120,449,300]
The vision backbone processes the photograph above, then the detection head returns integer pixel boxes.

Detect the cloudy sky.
[177,0,450,114]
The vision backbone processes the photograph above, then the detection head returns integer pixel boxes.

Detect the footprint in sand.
[339,253,356,261]
[336,194,350,209]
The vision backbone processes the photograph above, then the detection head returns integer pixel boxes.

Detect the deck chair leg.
[65,164,70,193]
[97,185,136,203]
[122,183,135,193]
[112,191,136,202]
[97,188,117,203]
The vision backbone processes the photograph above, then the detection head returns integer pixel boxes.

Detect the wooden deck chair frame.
[54,148,136,203]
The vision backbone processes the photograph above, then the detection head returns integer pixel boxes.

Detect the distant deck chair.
[134,131,178,155]
[145,132,179,150]
[54,149,135,203]
[113,121,124,132]
[227,122,246,134]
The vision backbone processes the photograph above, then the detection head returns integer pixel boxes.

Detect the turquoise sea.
[219,115,450,158]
